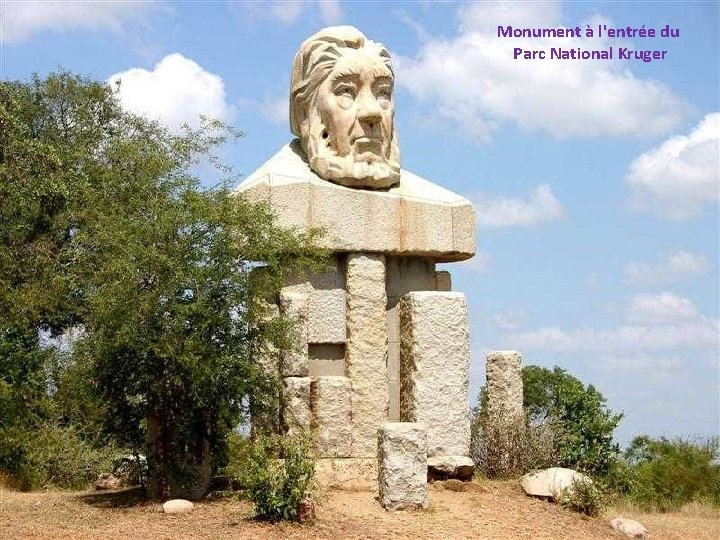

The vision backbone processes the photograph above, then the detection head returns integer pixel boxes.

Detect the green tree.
[522,365,623,476]
[1,72,323,497]
[624,435,720,510]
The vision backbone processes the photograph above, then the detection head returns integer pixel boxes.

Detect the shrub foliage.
[238,433,315,522]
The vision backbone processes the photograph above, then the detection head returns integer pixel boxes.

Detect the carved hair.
[290,26,393,140]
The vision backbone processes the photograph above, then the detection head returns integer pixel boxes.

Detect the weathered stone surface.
[486,350,524,422]
[520,467,592,500]
[386,257,437,422]
[378,422,428,510]
[399,291,470,457]
[346,253,388,457]
[315,457,377,490]
[311,376,352,457]
[95,473,122,490]
[256,301,280,376]
[162,499,194,514]
[434,270,452,291]
[427,455,475,481]
[308,288,346,343]
[279,290,308,376]
[234,142,475,261]
[282,377,311,435]
[610,517,648,538]
[308,343,345,377]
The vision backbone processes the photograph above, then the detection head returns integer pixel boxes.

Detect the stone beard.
[290,26,401,190]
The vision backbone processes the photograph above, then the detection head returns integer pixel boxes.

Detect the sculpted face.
[290,26,400,189]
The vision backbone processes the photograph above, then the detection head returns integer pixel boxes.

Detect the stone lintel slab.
[399,291,471,457]
[234,142,476,262]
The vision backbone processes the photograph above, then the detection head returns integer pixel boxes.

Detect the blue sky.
[2,0,718,446]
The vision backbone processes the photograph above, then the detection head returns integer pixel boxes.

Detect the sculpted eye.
[374,83,393,101]
[333,82,356,98]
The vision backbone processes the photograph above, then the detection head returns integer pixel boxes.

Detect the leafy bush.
[624,436,720,511]
[471,364,622,479]
[238,433,315,522]
[560,477,603,516]
[4,422,122,490]
[471,414,557,478]
[522,366,622,476]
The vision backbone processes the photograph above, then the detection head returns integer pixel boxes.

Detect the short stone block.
[399,291,470,457]
[308,288,346,343]
[315,457,377,490]
[311,376,352,457]
[378,422,428,510]
[282,377,311,435]
[279,290,309,376]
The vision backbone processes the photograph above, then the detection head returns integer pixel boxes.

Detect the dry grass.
[1,480,718,539]
[604,500,720,540]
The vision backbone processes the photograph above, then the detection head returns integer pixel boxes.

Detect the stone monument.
[234,26,476,488]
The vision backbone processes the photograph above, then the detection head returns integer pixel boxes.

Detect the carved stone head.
[290,26,400,189]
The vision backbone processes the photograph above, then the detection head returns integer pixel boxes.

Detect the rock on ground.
[427,455,475,481]
[520,467,591,500]
[610,517,648,538]
[95,473,122,491]
[162,499,194,514]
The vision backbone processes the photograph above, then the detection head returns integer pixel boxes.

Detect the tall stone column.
[346,253,389,457]
[399,291,470,457]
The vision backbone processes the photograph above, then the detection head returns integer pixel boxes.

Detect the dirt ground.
[1,480,718,539]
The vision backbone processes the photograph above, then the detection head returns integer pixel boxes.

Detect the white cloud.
[108,54,231,133]
[492,310,527,331]
[598,353,684,374]
[237,0,341,26]
[474,184,564,227]
[395,1,687,139]
[625,292,699,325]
[507,294,717,353]
[457,250,494,273]
[626,113,720,219]
[624,250,711,284]
[2,0,153,43]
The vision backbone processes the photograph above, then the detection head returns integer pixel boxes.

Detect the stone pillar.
[485,350,524,422]
[378,422,428,510]
[346,253,389,457]
[399,291,470,457]
[311,376,352,457]
[279,290,309,377]
[282,377,311,435]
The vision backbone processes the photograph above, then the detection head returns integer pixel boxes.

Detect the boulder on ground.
[427,455,475,481]
[520,467,591,500]
[95,473,122,491]
[162,499,194,514]
[610,517,648,538]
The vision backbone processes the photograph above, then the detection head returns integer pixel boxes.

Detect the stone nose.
[357,92,383,124]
